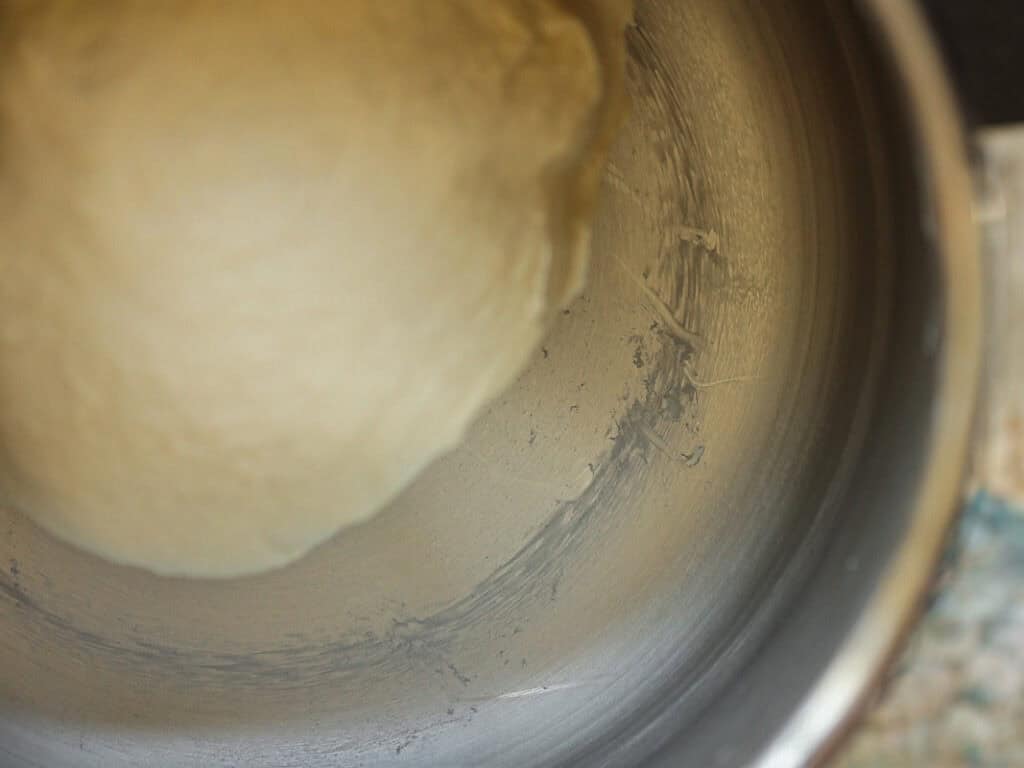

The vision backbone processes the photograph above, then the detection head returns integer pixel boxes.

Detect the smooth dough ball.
[0,1,631,577]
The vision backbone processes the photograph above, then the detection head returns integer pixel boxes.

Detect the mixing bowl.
[0,0,980,765]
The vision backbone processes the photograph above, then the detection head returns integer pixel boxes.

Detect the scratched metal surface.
[0,1,969,766]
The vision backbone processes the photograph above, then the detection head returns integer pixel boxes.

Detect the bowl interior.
[0,1,932,766]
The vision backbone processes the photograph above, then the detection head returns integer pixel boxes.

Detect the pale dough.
[0,1,631,577]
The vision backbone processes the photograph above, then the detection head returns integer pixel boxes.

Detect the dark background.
[922,0,1024,125]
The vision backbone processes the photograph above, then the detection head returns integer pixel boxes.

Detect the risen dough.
[0,1,630,577]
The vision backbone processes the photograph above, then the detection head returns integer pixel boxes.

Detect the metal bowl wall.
[0,1,978,766]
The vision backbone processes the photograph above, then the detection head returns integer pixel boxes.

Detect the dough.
[0,1,631,577]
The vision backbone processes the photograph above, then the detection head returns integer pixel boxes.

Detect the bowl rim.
[754,1,983,766]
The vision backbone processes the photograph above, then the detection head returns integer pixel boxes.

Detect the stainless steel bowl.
[0,1,980,765]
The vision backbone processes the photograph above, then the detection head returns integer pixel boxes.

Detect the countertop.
[837,128,1024,767]
[837,493,1024,767]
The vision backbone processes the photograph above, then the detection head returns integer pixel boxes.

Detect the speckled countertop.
[836,128,1024,767]
[837,494,1024,768]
